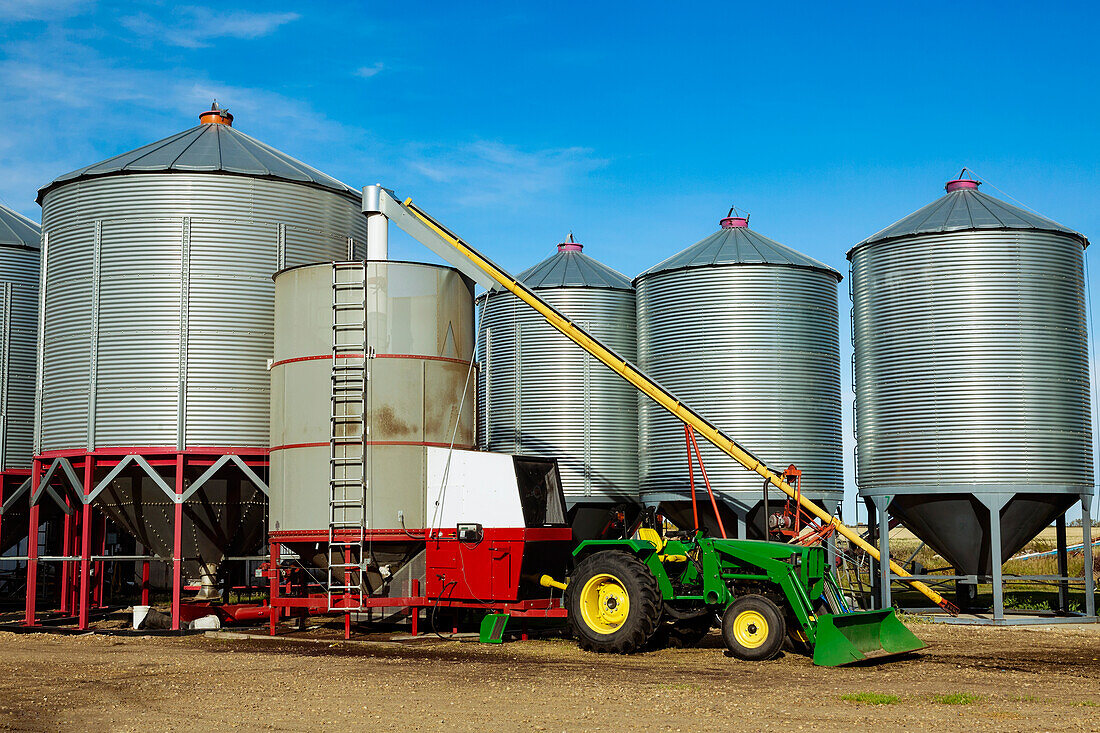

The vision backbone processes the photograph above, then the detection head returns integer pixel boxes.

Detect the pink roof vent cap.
[945,178,980,192]
[720,216,749,229]
[558,232,583,252]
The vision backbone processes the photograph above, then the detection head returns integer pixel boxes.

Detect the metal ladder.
[327,262,369,612]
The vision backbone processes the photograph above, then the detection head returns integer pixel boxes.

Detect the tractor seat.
[637,527,665,552]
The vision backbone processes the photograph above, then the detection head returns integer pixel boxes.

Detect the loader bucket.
[811,609,925,667]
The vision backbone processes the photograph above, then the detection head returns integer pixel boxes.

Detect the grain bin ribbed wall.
[636,216,843,531]
[0,206,40,471]
[850,178,1092,575]
[35,114,366,454]
[476,240,638,507]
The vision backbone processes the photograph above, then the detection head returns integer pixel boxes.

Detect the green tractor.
[554,528,924,666]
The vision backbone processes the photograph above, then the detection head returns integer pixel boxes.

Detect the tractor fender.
[570,540,673,599]
[572,539,659,560]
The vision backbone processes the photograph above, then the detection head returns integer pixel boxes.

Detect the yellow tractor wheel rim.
[732,610,769,649]
[578,573,630,634]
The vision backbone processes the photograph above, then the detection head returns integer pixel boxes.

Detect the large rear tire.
[566,551,661,653]
[722,594,786,661]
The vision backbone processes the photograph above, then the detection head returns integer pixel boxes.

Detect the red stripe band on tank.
[269,353,472,369]
[36,446,270,459]
[269,441,476,452]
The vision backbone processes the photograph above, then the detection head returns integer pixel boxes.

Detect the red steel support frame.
[94,512,107,608]
[172,453,184,631]
[78,455,94,629]
[59,494,72,614]
[24,459,41,626]
[23,448,269,630]
[268,538,280,636]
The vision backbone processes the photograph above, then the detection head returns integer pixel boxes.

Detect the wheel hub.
[579,573,631,634]
[732,610,769,649]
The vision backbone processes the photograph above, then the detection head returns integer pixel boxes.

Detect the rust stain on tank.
[374,405,415,438]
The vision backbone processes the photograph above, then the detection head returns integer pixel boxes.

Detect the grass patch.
[932,692,983,705]
[1075,700,1100,708]
[840,692,899,705]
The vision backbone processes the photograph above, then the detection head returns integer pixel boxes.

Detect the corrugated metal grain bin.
[476,237,639,522]
[0,205,39,471]
[850,176,1092,577]
[36,105,366,453]
[636,214,844,537]
[0,204,40,554]
[33,104,367,589]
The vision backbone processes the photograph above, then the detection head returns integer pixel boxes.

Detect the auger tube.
[368,187,958,615]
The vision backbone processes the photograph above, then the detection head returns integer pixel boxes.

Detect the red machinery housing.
[267,452,573,637]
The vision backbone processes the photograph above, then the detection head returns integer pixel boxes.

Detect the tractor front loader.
[549,527,924,666]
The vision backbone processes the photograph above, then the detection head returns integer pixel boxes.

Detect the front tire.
[566,551,661,653]
[722,594,786,661]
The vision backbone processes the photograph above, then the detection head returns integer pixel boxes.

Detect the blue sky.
[2,1,1098,519]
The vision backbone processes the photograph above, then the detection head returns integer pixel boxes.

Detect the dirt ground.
[0,621,1097,733]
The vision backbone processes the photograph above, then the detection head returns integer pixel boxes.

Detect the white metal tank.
[269,260,475,588]
[850,176,1092,579]
[635,214,844,537]
[270,260,476,534]
[476,237,638,517]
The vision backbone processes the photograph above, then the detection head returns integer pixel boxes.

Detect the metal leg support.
[824,500,840,571]
[78,479,91,629]
[60,495,72,614]
[864,497,879,608]
[24,460,41,626]
[1056,512,1070,614]
[1083,493,1096,619]
[268,538,279,636]
[983,494,1011,621]
[172,455,183,631]
[871,495,892,609]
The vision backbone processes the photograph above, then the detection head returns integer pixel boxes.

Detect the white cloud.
[120,7,300,48]
[0,25,365,218]
[355,62,384,78]
[0,0,90,21]
[406,141,607,206]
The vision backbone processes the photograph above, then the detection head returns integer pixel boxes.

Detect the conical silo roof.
[636,215,841,282]
[850,176,1089,253]
[492,236,633,291]
[0,204,40,249]
[37,102,360,204]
